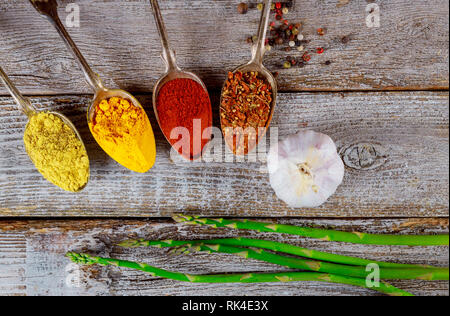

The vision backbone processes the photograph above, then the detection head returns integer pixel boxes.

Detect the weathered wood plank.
[0,0,448,94]
[0,91,448,217]
[0,218,448,296]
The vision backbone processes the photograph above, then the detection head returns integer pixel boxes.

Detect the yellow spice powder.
[23,112,90,192]
[89,97,156,173]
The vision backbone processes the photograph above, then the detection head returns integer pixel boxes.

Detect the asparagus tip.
[117,240,140,248]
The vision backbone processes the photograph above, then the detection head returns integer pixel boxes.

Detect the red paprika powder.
[156,78,212,160]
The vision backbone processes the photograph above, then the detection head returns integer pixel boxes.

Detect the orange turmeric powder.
[89,97,156,173]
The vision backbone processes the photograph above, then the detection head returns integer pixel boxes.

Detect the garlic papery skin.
[267,130,345,208]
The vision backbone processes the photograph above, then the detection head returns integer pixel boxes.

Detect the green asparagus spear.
[119,238,440,269]
[118,240,448,280]
[173,214,449,246]
[66,252,414,296]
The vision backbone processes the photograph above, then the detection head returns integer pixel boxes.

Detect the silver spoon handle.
[150,0,179,72]
[251,0,272,66]
[42,10,105,92]
[0,66,36,117]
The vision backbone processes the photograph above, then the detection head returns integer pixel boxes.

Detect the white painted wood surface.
[0,91,448,217]
[0,0,448,94]
[0,218,448,296]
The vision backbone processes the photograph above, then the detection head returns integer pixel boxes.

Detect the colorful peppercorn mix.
[243,1,332,70]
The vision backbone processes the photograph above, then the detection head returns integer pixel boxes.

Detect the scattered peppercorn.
[238,2,331,72]
[247,36,253,44]
[341,35,350,44]
[302,52,311,62]
[317,27,326,36]
[237,2,249,14]
[275,37,284,45]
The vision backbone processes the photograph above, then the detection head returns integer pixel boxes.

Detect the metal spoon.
[29,0,156,172]
[0,65,89,192]
[150,0,213,161]
[220,0,277,155]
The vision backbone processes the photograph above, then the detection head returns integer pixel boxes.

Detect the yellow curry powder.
[89,97,156,173]
[23,112,90,192]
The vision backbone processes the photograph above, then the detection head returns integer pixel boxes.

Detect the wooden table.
[0,0,448,296]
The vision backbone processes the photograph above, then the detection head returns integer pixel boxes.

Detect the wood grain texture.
[0,91,448,218]
[0,218,448,296]
[0,0,448,94]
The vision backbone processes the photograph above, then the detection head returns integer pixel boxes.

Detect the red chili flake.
[270,22,276,27]
[302,52,311,62]
[283,19,289,25]
[288,24,293,30]
[316,47,324,54]
[276,2,282,9]
[317,28,326,36]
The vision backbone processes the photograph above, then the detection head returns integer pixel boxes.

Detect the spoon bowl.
[220,0,277,155]
[150,0,213,161]
[0,65,90,192]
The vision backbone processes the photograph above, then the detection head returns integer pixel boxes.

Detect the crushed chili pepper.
[316,47,324,54]
[220,71,273,155]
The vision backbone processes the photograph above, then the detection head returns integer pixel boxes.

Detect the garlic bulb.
[267,130,344,208]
